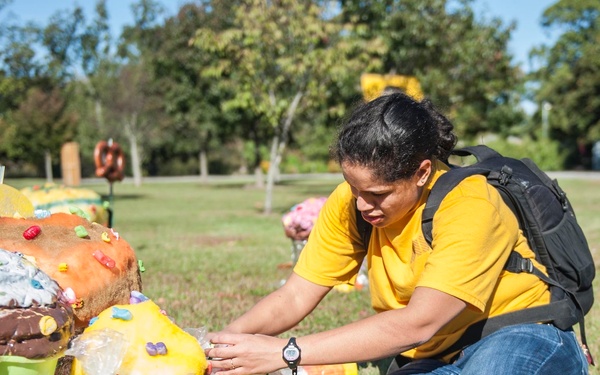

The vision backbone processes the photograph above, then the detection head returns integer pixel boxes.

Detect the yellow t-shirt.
[294,160,550,360]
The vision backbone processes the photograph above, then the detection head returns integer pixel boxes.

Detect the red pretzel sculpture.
[94,140,125,183]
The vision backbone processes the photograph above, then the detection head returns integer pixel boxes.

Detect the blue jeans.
[389,323,588,374]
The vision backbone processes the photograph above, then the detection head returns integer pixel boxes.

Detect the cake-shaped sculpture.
[20,183,109,226]
[0,249,74,373]
[0,212,142,329]
[69,293,208,375]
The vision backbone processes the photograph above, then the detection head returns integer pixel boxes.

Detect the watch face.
[284,347,300,361]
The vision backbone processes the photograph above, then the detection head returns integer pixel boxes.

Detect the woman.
[206,93,588,374]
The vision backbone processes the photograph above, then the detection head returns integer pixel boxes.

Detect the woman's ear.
[415,159,432,187]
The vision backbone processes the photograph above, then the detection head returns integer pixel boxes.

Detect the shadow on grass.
[100,193,146,201]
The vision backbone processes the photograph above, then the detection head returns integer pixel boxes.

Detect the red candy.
[23,225,41,240]
[92,250,116,269]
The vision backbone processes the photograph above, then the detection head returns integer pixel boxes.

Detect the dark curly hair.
[333,92,457,182]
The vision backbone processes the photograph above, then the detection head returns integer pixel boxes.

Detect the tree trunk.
[264,91,303,214]
[44,150,53,183]
[128,133,142,187]
[254,166,264,189]
[264,133,280,214]
[199,149,208,182]
[94,99,104,130]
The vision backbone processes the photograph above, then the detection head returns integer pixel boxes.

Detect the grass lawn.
[5,175,600,374]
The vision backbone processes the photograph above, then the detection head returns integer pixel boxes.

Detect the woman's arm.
[208,286,466,374]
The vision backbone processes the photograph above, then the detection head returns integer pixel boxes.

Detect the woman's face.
[342,160,431,228]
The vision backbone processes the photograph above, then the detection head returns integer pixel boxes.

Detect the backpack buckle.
[520,258,534,273]
[499,165,513,185]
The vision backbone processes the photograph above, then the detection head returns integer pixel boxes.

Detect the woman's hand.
[206,333,288,375]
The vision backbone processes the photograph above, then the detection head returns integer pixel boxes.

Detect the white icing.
[0,249,61,307]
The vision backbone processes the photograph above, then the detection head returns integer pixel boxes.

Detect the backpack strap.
[355,200,372,249]
[505,251,593,364]
[422,166,491,245]
[452,145,502,161]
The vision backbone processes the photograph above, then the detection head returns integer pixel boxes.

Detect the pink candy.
[92,250,116,268]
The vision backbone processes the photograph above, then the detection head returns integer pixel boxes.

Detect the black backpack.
[356,145,596,364]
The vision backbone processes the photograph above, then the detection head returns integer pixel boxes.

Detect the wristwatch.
[282,337,301,375]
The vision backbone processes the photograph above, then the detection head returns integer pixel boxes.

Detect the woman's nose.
[356,195,374,212]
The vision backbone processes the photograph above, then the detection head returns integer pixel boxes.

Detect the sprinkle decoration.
[69,205,91,221]
[101,232,111,243]
[110,228,120,241]
[92,250,116,268]
[138,259,146,273]
[146,342,168,356]
[23,225,41,240]
[63,287,76,304]
[39,316,58,336]
[34,209,51,219]
[111,306,133,321]
[58,263,68,272]
[89,316,98,326]
[74,225,89,238]
[130,291,149,304]
[30,279,43,289]
[72,299,84,309]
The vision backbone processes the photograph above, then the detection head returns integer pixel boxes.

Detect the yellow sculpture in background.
[360,73,424,102]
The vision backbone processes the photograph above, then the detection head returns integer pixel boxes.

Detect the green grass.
[4,176,600,373]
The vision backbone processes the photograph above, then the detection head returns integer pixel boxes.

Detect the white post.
[541,101,552,139]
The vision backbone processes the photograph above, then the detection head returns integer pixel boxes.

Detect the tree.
[150,2,238,181]
[1,87,77,179]
[530,0,600,167]
[339,0,525,140]
[113,0,168,186]
[193,0,380,214]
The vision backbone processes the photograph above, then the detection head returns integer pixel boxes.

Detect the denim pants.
[388,323,589,375]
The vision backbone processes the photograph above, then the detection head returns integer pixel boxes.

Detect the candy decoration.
[74,225,89,238]
[22,225,41,240]
[58,263,68,272]
[31,279,43,289]
[39,316,58,335]
[130,291,149,304]
[89,316,98,326]
[110,228,120,240]
[63,287,77,303]
[34,209,51,219]
[111,306,133,321]
[69,205,91,221]
[72,299,84,309]
[92,250,116,268]
[155,342,168,355]
[146,342,158,356]
[145,342,168,356]
[101,231,111,243]
[138,259,146,272]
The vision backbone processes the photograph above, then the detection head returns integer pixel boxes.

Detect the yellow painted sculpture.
[69,296,207,375]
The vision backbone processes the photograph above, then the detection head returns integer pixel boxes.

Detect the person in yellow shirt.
[206,93,588,374]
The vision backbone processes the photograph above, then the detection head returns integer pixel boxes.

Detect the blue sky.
[3,0,558,72]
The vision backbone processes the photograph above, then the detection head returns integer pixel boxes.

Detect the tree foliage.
[340,0,526,140]
[192,0,381,213]
[531,0,600,150]
[2,0,598,178]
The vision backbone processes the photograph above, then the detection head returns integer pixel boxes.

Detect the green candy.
[74,225,89,238]
[69,205,91,221]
